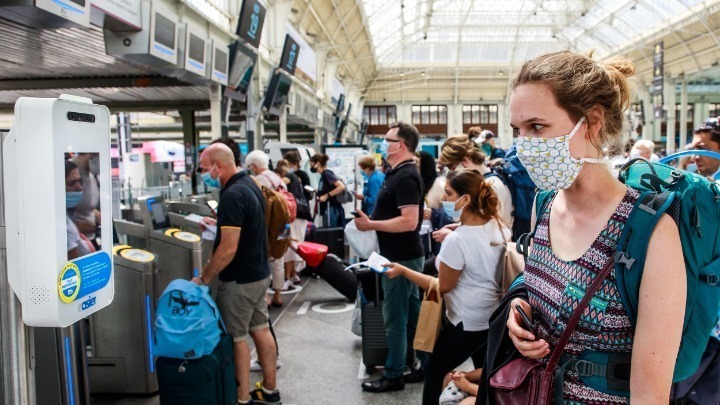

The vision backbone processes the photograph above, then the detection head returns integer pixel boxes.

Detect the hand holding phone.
[515,304,536,338]
[351,211,361,218]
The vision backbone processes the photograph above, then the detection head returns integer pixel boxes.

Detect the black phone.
[351,211,361,218]
[515,304,536,337]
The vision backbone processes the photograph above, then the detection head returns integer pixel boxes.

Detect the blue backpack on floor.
[154,279,226,360]
[532,156,720,385]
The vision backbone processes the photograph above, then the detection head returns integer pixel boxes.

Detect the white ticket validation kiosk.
[4,94,114,327]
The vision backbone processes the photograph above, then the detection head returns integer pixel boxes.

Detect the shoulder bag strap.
[546,256,616,372]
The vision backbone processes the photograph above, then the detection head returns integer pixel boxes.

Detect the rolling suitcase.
[361,271,388,371]
[311,254,358,302]
[156,334,237,405]
[310,226,345,259]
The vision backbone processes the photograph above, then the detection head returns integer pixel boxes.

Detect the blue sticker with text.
[66,251,112,302]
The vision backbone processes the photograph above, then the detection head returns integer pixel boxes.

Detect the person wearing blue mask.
[383,170,510,405]
[355,122,427,393]
[194,144,281,405]
[355,155,385,216]
[65,160,94,260]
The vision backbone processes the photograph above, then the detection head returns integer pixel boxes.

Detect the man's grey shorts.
[216,277,271,343]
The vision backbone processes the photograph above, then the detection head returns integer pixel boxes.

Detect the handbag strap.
[545,256,616,372]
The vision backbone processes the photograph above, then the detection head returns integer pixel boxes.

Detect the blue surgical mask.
[66,191,83,209]
[201,164,220,188]
[378,141,390,160]
[686,163,698,173]
[442,197,466,220]
[361,171,369,181]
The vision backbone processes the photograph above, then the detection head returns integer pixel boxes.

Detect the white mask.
[515,117,603,190]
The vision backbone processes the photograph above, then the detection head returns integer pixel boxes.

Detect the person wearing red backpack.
[246,150,291,308]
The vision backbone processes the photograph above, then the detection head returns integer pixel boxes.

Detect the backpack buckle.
[572,360,595,376]
[614,251,636,270]
[705,274,720,286]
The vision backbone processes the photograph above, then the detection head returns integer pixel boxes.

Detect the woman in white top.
[384,170,510,405]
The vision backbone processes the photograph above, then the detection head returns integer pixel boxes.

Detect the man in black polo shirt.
[192,144,281,405]
[355,122,426,393]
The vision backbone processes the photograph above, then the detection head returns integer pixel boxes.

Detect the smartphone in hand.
[351,211,361,218]
[207,200,218,211]
[515,304,536,338]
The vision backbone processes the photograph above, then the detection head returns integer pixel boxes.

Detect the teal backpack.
[528,155,720,389]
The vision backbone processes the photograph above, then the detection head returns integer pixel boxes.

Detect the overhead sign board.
[287,24,317,86]
[279,34,299,75]
[237,0,266,48]
[651,41,664,118]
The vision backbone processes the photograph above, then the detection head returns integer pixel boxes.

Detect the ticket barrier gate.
[34,325,89,405]
[138,196,203,289]
[87,246,158,394]
[167,201,214,265]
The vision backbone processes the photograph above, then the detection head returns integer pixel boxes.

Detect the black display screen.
[279,34,299,75]
[67,0,86,6]
[154,13,176,50]
[236,0,266,48]
[188,34,205,64]
[263,70,293,116]
[227,41,257,91]
[214,49,228,74]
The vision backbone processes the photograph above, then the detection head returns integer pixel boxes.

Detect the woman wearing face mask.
[309,153,346,228]
[434,136,514,240]
[502,52,684,404]
[66,160,95,260]
[355,155,385,216]
[70,153,102,244]
[383,170,510,405]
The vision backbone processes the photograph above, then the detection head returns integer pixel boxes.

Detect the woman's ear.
[585,106,605,140]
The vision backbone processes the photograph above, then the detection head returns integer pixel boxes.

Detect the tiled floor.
[91,275,427,405]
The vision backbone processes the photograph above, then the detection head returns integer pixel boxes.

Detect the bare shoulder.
[644,213,683,276]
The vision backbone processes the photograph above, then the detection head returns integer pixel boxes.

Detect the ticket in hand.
[366,252,390,273]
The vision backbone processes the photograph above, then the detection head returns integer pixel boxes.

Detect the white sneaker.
[281,279,295,291]
[250,357,282,371]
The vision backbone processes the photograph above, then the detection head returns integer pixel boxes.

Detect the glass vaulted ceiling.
[360,0,708,69]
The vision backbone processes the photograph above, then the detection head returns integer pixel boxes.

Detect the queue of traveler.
[187,50,720,405]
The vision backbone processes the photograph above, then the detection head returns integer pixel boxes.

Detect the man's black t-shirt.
[214,171,270,284]
[371,160,424,261]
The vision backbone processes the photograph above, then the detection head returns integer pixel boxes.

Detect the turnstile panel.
[88,251,158,394]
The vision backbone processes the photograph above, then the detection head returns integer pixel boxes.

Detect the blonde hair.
[512,51,635,153]
[439,135,485,167]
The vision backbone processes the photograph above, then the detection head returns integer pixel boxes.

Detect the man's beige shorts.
[216,277,271,343]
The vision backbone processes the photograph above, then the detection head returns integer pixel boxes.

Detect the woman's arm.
[630,214,685,403]
[383,259,461,295]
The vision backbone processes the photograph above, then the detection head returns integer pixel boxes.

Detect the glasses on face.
[384,138,402,143]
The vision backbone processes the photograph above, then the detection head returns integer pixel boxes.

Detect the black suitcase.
[156,334,237,405]
[311,254,358,301]
[361,271,388,371]
[310,227,345,259]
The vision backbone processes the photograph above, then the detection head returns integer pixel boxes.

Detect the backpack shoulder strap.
[516,190,554,259]
[613,190,675,326]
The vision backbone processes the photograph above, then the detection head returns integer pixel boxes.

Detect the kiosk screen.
[64,153,101,261]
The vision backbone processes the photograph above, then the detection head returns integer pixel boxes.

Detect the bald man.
[192,144,281,404]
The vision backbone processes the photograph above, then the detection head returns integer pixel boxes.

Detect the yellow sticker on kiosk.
[58,263,81,304]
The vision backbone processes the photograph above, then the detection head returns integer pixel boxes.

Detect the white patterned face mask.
[516,117,603,190]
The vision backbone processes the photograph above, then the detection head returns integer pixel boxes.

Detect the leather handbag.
[489,257,616,404]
